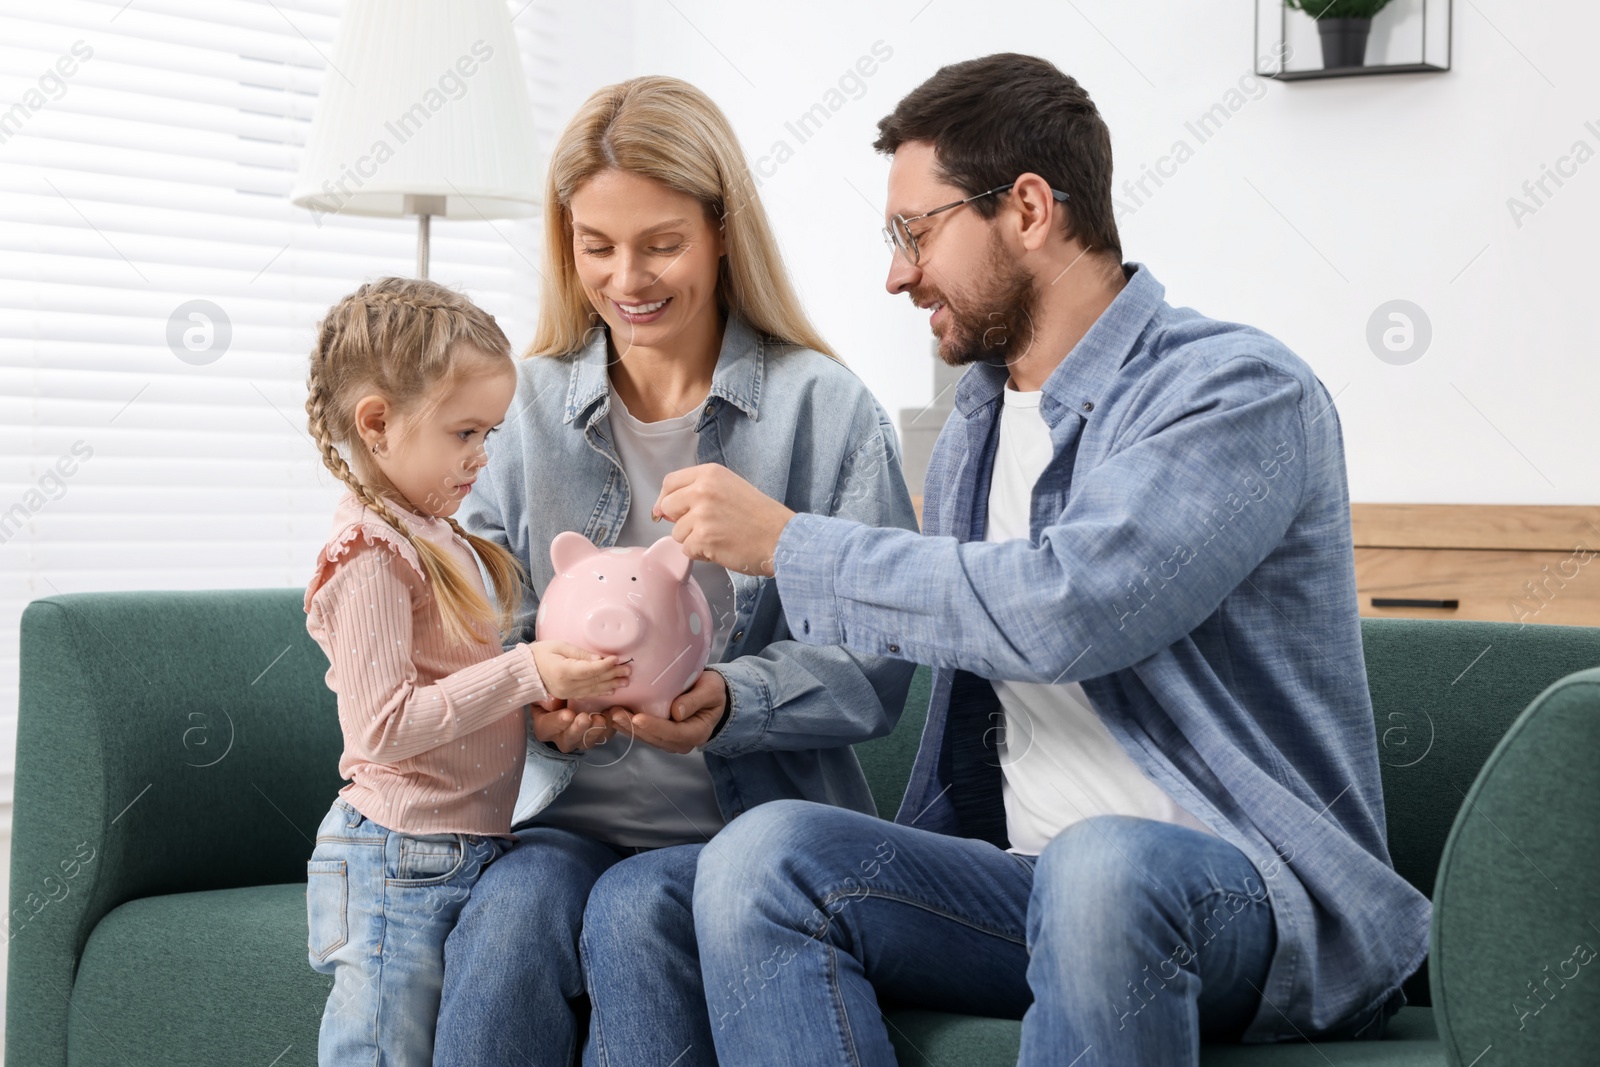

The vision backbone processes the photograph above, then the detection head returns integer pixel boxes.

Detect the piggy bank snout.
[584,603,644,652]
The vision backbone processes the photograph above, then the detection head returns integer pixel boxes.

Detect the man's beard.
[922,230,1039,370]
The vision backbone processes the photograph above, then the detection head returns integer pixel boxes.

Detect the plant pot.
[1317,17,1372,69]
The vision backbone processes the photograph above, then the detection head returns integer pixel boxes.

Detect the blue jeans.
[307,798,511,1067]
[433,826,711,1067]
[695,803,1279,1067]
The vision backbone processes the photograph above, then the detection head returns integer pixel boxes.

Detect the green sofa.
[8,589,1598,1066]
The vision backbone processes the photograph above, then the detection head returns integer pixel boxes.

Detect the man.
[655,53,1428,1066]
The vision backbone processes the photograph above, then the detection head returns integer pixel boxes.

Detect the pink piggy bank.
[535,531,714,719]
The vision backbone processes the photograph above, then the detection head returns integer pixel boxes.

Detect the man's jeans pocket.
[306,859,349,963]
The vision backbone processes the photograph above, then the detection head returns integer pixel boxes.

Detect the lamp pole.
[417,213,430,280]
[406,195,446,280]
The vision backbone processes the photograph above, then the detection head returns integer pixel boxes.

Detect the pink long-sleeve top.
[304,491,546,838]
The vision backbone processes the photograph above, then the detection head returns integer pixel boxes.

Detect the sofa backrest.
[1359,618,1597,901]
[18,589,1596,905]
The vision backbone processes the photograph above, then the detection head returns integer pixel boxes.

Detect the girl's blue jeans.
[306,798,510,1067]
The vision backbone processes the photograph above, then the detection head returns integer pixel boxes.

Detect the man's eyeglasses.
[882,182,1070,266]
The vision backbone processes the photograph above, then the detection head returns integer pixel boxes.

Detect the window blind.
[0,0,561,814]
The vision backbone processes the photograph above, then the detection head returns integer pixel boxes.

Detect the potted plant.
[1286,0,1395,69]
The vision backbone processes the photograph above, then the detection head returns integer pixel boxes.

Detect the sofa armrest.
[1430,665,1600,1064]
[6,589,341,1067]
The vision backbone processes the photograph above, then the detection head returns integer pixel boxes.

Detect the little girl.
[300,277,628,1066]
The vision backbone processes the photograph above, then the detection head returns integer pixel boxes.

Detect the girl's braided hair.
[305,277,525,646]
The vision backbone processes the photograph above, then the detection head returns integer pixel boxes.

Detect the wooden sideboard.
[907,498,1600,628]
[1352,504,1600,627]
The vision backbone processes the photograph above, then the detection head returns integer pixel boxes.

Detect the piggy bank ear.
[550,531,598,575]
[643,536,693,583]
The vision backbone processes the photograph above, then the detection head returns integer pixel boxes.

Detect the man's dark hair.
[874,53,1121,260]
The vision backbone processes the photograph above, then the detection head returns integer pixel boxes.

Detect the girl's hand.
[531,641,630,700]
[530,698,616,754]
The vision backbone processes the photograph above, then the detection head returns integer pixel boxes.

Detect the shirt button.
[704,402,715,416]
[888,643,900,654]
[732,630,744,642]
[1082,401,1095,412]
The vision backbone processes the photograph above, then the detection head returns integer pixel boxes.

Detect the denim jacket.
[459,315,919,827]
[771,264,1430,1041]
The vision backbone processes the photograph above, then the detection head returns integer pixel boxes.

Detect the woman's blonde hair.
[305,277,525,646]
[530,75,836,360]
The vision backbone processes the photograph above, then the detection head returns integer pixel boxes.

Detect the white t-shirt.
[986,385,1210,856]
[527,385,736,848]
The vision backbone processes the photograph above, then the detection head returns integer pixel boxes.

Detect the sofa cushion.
[1197,1009,1442,1065]
[69,884,326,1066]
[67,879,1442,1067]
[884,1007,1442,1066]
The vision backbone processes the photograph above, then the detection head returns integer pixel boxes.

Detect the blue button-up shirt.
[773,263,1429,1040]
[460,315,919,828]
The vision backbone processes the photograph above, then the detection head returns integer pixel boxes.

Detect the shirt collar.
[953,261,1165,419]
[562,314,767,426]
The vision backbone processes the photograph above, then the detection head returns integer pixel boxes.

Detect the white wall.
[557,0,1598,505]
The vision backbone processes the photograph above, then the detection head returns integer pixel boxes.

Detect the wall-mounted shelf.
[1255,0,1452,81]
[1270,61,1448,82]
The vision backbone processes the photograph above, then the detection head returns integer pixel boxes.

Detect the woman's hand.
[531,641,630,700]
[530,697,616,753]
[653,464,795,576]
[608,670,728,754]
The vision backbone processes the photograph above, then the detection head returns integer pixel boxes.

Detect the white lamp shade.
[291,0,542,220]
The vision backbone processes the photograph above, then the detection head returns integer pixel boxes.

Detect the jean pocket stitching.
[388,837,468,887]
[306,859,348,961]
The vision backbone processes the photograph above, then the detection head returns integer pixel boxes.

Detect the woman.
[433,76,919,1067]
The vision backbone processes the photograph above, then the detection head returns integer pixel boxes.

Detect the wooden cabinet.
[1353,505,1600,627]
[908,498,1600,628]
